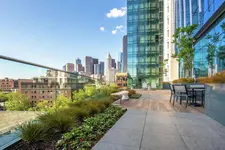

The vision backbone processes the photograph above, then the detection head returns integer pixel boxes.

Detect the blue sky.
[0,0,127,78]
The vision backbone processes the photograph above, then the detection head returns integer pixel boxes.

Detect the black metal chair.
[189,84,205,107]
[173,84,194,108]
[169,84,175,103]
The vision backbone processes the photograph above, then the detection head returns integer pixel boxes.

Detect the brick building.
[0,78,15,93]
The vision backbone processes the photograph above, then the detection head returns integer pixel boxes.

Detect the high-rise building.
[75,58,82,72]
[117,61,122,73]
[123,35,127,72]
[94,64,101,75]
[127,0,164,88]
[63,63,74,72]
[111,59,116,69]
[175,0,225,77]
[100,61,105,75]
[163,0,179,82]
[85,56,93,75]
[76,58,81,65]
[105,53,117,84]
[118,52,123,72]
[93,58,99,65]
[77,64,84,72]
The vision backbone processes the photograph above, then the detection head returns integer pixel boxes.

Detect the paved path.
[93,90,225,150]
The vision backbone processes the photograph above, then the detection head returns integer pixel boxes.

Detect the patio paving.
[92,90,225,150]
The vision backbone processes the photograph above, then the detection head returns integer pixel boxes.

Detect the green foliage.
[72,89,87,102]
[86,103,100,116]
[56,106,126,150]
[39,112,74,135]
[173,24,197,77]
[55,94,71,109]
[206,32,221,76]
[0,92,8,102]
[99,85,118,96]
[36,100,51,111]
[129,94,142,99]
[73,108,90,122]
[84,85,97,97]
[5,92,30,111]
[20,122,47,143]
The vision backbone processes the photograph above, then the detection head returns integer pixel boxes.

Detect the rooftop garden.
[3,84,126,150]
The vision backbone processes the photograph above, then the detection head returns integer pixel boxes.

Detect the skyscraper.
[75,58,82,72]
[105,53,117,84]
[75,58,81,65]
[94,64,101,75]
[163,0,179,82]
[63,63,74,72]
[111,59,116,69]
[100,61,105,75]
[123,35,127,72]
[175,0,225,77]
[85,56,93,75]
[127,0,164,88]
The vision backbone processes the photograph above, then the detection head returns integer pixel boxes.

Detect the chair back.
[173,85,187,93]
[170,84,174,92]
[190,84,205,89]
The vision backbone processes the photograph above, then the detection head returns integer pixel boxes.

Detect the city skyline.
[0,0,127,78]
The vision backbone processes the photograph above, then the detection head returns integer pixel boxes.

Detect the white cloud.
[116,25,124,29]
[100,26,105,31]
[106,7,127,18]
[112,30,117,35]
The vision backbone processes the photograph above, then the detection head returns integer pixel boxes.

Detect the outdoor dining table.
[188,86,205,107]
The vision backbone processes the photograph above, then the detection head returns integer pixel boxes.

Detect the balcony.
[1,56,225,150]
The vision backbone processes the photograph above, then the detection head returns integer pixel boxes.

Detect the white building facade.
[163,0,179,82]
[105,53,117,84]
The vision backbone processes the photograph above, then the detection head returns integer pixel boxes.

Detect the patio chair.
[189,84,205,107]
[169,84,175,103]
[173,85,194,108]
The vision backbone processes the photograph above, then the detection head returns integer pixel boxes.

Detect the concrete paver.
[92,90,225,150]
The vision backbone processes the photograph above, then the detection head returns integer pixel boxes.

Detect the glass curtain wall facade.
[127,0,164,88]
[175,0,225,77]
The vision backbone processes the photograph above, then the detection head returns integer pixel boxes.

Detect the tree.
[218,22,225,68]
[36,100,51,111]
[55,94,71,109]
[172,24,198,77]
[72,89,86,102]
[84,85,97,97]
[206,32,221,76]
[0,92,8,102]
[5,92,30,111]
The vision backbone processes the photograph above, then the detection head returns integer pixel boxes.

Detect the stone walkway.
[92,90,225,150]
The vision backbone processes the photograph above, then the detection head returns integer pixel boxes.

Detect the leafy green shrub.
[56,106,126,150]
[20,122,47,143]
[5,92,31,111]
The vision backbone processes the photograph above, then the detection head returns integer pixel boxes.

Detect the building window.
[167,42,169,48]
[167,30,169,37]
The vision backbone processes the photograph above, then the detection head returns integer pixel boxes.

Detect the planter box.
[163,83,170,90]
[204,83,225,126]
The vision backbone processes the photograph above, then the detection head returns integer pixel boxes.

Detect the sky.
[0,0,127,78]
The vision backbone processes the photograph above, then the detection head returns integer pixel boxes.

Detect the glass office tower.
[175,0,225,77]
[127,0,164,88]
